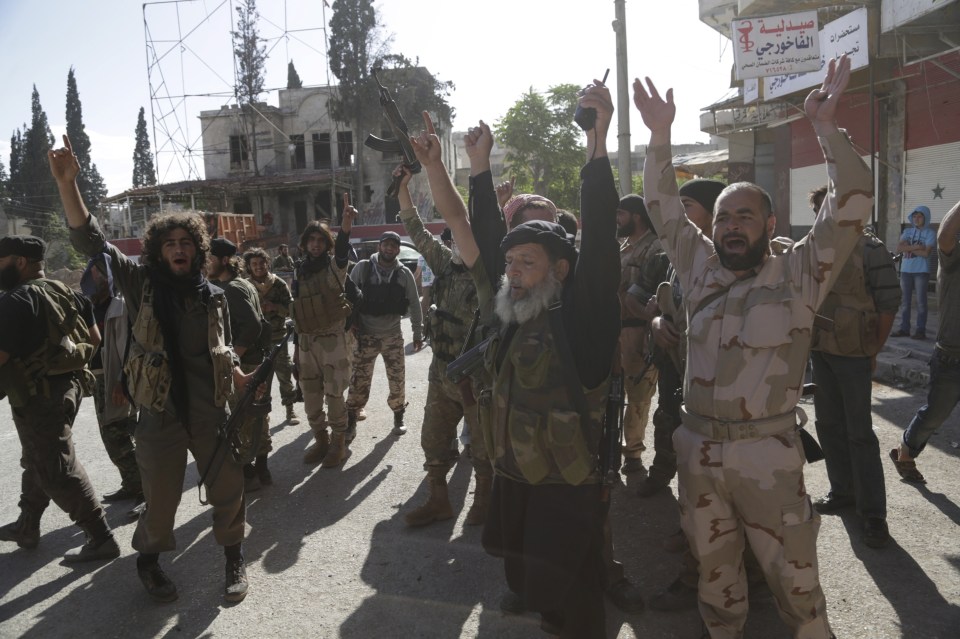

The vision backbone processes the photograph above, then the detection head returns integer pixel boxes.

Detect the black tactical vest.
[358,262,408,316]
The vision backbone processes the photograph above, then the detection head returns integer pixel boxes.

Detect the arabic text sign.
[764,7,868,100]
[733,11,821,80]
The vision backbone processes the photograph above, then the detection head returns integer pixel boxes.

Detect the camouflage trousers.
[93,373,142,493]
[674,424,831,639]
[134,409,245,553]
[347,331,406,414]
[421,359,489,472]
[231,361,271,459]
[299,330,351,435]
[11,374,106,530]
[623,365,658,460]
[271,343,298,406]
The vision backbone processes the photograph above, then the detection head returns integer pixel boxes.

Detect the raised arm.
[336,193,355,268]
[464,121,508,288]
[48,134,89,229]
[395,165,451,276]
[409,111,478,269]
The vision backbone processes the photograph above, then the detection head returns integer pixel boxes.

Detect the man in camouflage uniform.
[244,247,299,425]
[208,238,271,492]
[346,232,423,437]
[616,194,668,477]
[0,235,121,562]
[53,134,253,603]
[80,258,143,508]
[636,55,868,638]
[292,210,355,467]
[807,186,900,548]
[412,80,620,637]
[393,166,491,528]
[272,244,295,272]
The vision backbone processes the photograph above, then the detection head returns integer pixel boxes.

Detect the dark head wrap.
[500,220,577,263]
[0,235,46,260]
[678,179,727,216]
[210,237,238,257]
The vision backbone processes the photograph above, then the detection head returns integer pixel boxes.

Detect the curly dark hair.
[299,220,334,255]
[243,247,271,272]
[141,212,210,273]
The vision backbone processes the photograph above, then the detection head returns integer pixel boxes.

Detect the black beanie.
[500,220,577,263]
[678,179,726,216]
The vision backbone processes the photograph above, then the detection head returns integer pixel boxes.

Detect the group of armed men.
[3,53,960,639]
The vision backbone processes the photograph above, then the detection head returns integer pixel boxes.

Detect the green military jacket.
[248,273,292,342]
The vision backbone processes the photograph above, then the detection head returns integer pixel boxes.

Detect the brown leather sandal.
[889,448,926,484]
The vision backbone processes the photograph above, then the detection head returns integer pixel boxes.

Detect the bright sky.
[0,0,734,198]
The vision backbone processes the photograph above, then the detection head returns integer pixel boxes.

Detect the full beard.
[716,233,769,272]
[616,218,635,238]
[0,263,21,291]
[494,271,563,325]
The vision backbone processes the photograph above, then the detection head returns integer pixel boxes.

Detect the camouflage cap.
[0,235,46,260]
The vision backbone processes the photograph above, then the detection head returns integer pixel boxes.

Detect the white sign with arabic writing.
[764,8,869,100]
[744,78,759,105]
[733,11,821,80]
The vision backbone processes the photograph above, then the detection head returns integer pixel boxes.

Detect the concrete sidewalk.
[873,298,939,388]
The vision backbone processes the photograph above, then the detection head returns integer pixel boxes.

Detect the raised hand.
[48,134,81,183]
[632,77,675,135]
[804,54,851,132]
[392,164,414,209]
[495,178,515,209]
[579,80,614,138]
[463,120,494,169]
[341,192,357,232]
[410,111,443,169]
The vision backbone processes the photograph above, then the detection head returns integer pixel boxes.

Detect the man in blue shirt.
[894,205,937,339]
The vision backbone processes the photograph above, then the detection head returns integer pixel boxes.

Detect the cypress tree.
[19,86,58,235]
[287,60,303,89]
[132,107,156,188]
[65,67,108,207]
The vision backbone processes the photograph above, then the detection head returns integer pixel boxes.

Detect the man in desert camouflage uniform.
[244,247,299,425]
[616,193,668,477]
[291,207,355,468]
[636,55,869,638]
[392,166,491,528]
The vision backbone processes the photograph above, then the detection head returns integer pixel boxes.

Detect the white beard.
[494,271,563,325]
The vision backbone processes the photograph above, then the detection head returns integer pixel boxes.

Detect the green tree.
[0,157,8,201]
[287,60,303,89]
[65,67,108,208]
[232,0,267,175]
[132,107,156,188]
[19,86,58,236]
[8,128,24,202]
[375,54,454,129]
[494,84,584,211]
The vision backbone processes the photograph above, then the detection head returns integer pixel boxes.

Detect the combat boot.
[255,455,272,486]
[285,404,300,425]
[0,512,41,549]
[405,470,454,527]
[464,468,493,526]
[63,518,121,563]
[243,463,261,493]
[346,410,358,443]
[322,432,348,468]
[303,429,329,464]
[392,409,407,436]
[224,543,248,603]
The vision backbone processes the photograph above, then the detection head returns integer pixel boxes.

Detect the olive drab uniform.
[644,131,874,639]
[0,278,114,552]
[810,232,900,522]
[249,273,297,407]
[290,249,353,464]
[70,215,246,556]
[618,231,666,467]
[399,207,490,527]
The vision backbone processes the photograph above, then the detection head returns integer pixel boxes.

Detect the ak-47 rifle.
[599,365,625,493]
[197,322,295,504]
[363,69,422,198]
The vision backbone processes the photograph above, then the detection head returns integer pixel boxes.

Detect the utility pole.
[613,0,631,195]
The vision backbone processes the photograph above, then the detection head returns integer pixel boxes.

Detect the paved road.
[2,320,959,638]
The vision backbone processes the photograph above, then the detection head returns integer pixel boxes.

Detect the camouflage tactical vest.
[291,263,351,334]
[123,280,235,413]
[429,262,478,363]
[0,279,96,407]
[481,311,607,486]
[811,235,880,357]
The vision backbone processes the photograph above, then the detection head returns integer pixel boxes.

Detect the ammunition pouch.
[123,347,173,413]
[0,360,34,408]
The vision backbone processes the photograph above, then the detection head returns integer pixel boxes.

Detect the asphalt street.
[1,319,958,638]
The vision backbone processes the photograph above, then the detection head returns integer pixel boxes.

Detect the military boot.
[63,517,121,563]
[243,463,261,493]
[464,468,493,526]
[303,429,329,464]
[0,511,41,549]
[224,543,248,603]
[405,470,454,527]
[346,410,358,443]
[255,455,272,486]
[285,404,300,425]
[392,409,407,436]
[322,432,348,468]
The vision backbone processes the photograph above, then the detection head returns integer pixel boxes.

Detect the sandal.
[889,448,926,484]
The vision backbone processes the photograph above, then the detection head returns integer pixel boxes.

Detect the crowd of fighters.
[3,53,960,638]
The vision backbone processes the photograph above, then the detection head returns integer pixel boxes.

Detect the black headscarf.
[500,220,578,263]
